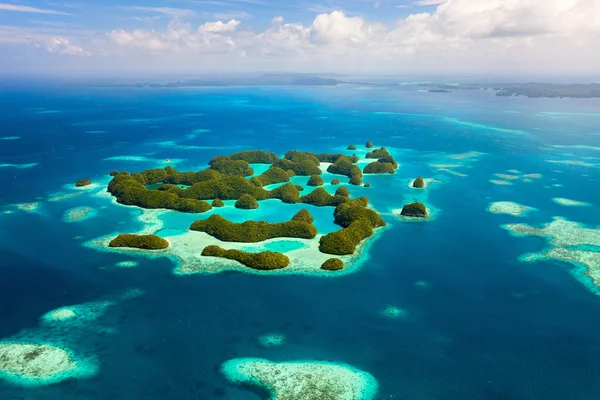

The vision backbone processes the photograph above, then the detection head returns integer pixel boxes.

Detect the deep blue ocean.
[1,81,600,399]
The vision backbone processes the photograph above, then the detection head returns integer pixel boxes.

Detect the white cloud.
[198,19,240,33]
[4,0,600,75]
[0,3,71,15]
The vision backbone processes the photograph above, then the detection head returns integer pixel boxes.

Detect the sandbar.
[552,198,590,207]
[495,173,520,180]
[490,179,513,186]
[487,201,535,217]
[222,358,378,400]
[0,136,20,140]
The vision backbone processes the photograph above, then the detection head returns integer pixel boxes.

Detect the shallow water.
[1,83,600,399]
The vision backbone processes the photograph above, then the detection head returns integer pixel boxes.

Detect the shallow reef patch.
[222,358,378,400]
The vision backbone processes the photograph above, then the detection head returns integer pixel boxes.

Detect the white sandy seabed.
[87,190,387,277]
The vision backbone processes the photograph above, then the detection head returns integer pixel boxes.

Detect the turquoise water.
[0,82,599,398]
[240,241,307,253]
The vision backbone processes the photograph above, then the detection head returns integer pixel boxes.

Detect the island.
[75,179,92,187]
[400,202,428,218]
[109,234,169,250]
[235,194,259,209]
[321,258,344,271]
[212,198,224,207]
[190,211,317,242]
[307,174,325,187]
[202,246,289,270]
[366,141,374,148]
[420,82,600,99]
[413,176,425,188]
[331,178,341,185]
[347,144,357,150]
[319,198,386,255]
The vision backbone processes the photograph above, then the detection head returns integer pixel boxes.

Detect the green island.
[75,179,92,187]
[320,198,386,255]
[109,234,169,250]
[202,246,290,270]
[347,144,357,150]
[190,210,317,242]
[211,198,224,207]
[321,258,344,271]
[331,178,340,185]
[400,202,428,218]
[307,174,324,186]
[413,176,425,188]
[235,194,259,209]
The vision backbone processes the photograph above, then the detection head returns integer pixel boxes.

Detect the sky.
[0,0,599,76]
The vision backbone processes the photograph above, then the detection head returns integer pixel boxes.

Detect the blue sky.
[0,0,440,31]
[0,0,597,76]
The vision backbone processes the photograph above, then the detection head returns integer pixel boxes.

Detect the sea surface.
[1,81,600,399]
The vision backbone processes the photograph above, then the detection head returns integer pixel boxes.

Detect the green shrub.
[400,202,427,218]
[235,194,259,209]
[321,258,344,271]
[210,159,254,177]
[191,214,317,242]
[212,198,225,207]
[363,162,395,174]
[331,178,341,185]
[366,140,374,148]
[76,179,92,187]
[347,144,357,150]
[335,186,350,197]
[292,209,314,224]
[202,245,289,270]
[307,175,325,186]
[301,188,348,207]
[413,176,425,188]
[255,166,290,186]
[109,234,169,250]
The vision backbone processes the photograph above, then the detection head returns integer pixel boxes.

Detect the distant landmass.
[67,74,340,88]
[420,82,600,98]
